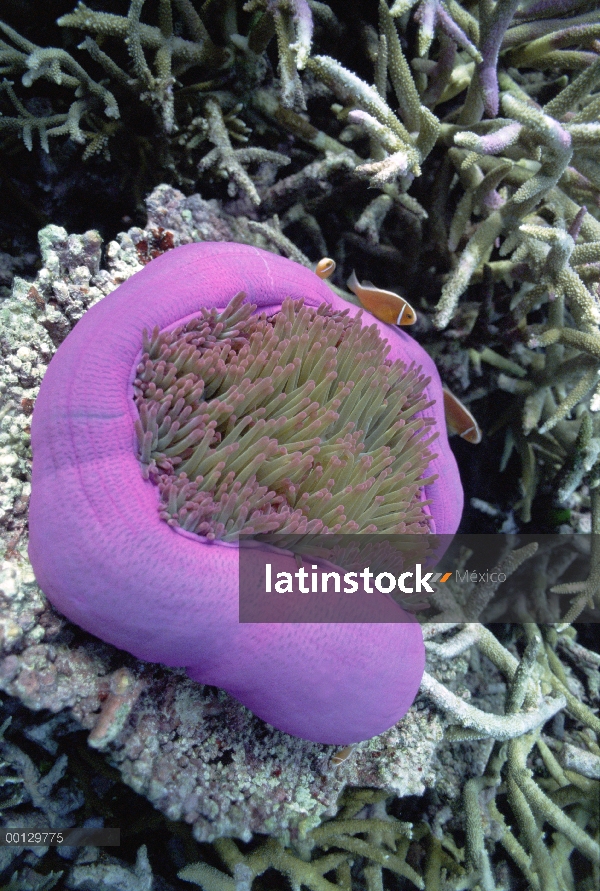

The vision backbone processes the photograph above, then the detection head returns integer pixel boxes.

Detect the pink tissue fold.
[28,242,463,744]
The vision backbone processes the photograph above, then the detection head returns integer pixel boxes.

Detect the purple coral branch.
[479,0,521,117]
[423,33,456,106]
[436,3,480,60]
[478,122,523,153]
[414,0,480,61]
[568,205,587,241]
[482,189,505,209]
[515,0,591,19]
[414,0,437,46]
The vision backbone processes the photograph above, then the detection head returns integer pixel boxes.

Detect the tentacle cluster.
[133,292,438,541]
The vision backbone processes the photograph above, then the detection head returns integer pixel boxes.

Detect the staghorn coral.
[65,845,154,891]
[0,19,120,151]
[0,1,329,210]
[57,0,228,133]
[0,0,228,149]
[179,795,424,891]
[421,621,599,890]
[243,0,314,110]
[0,723,84,834]
[196,96,290,205]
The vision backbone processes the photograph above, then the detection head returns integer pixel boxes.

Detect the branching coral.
[244,0,314,109]
[58,0,229,133]
[197,97,290,204]
[0,718,83,830]
[0,18,119,151]
[307,0,442,188]
[421,616,599,889]
[180,796,424,891]
[437,87,584,329]
[0,1,229,153]
[4,1,596,380]
[175,611,599,891]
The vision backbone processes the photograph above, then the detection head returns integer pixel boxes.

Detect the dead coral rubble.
[0,556,443,844]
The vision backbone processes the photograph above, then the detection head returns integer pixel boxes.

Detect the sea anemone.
[28,242,462,743]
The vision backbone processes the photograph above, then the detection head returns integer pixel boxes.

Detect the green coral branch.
[544,54,600,119]
[0,0,232,152]
[422,617,599,889]
[198,97,290,205]
[61,0,226,133]
[432,45,600,340]
[308,55,419,153]
[307,11,441,188]
[379,0,421,133]
[538,367,598,434]
[180,803,425,891]
[245,0,313,109]
[245,216,311,262]
[0,80,85,152]
[507,21,600,69]
[434,87,585,328]
[506,760,560,891]
[510,734,599,863]
[530,326,600,360]
[551,487,600,623]
[0,17,119,142]
[58,1,226,71]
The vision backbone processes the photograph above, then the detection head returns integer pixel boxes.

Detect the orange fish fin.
[443,387,482,444]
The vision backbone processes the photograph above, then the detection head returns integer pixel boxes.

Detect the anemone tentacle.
[134,292,441,541]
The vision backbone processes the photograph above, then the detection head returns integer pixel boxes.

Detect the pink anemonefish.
[443,387,482,444]
[347,270,417,326]
[330,744,355,768]
[315,257,336,280]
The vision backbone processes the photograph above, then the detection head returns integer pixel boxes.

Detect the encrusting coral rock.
[28,242,462,744]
